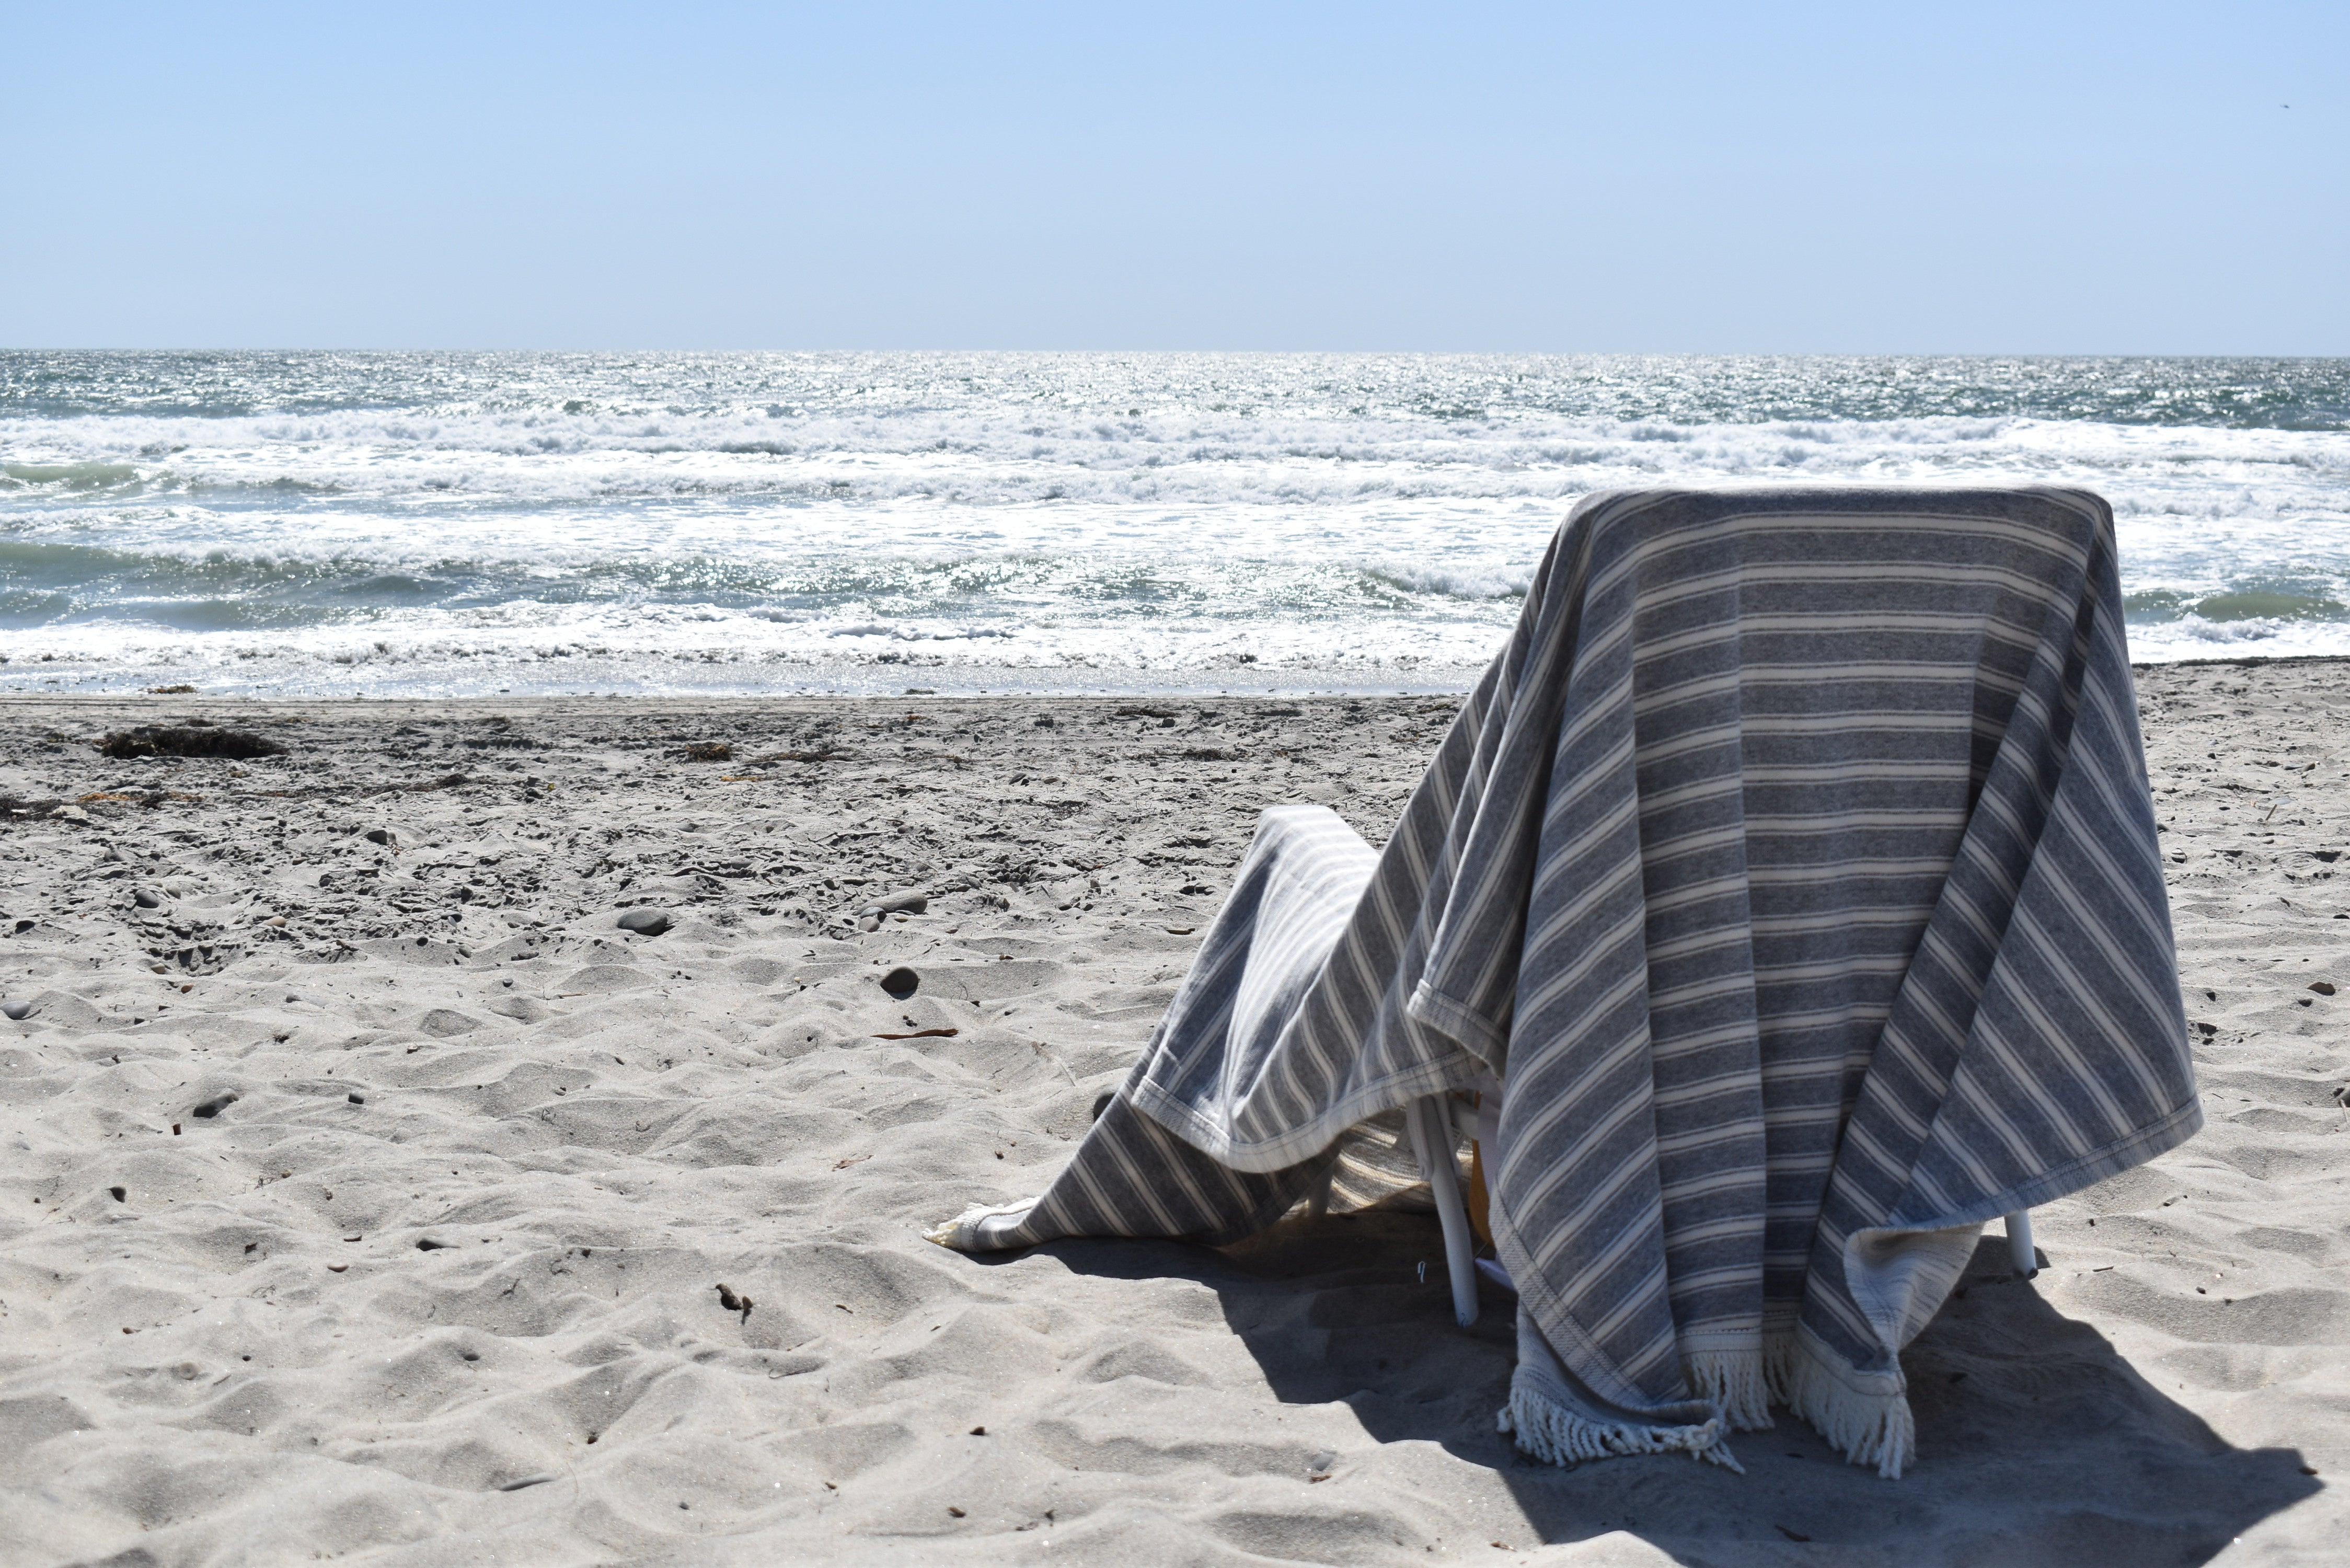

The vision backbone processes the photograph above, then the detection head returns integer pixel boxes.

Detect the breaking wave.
[5,351,2347,694]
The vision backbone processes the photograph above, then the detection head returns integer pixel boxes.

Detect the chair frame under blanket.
[1402,1091,2037,1330]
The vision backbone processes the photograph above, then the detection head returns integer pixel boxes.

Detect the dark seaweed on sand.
[97,725,286,761]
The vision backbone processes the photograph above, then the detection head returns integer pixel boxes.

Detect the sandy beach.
[1,666,2342,1566]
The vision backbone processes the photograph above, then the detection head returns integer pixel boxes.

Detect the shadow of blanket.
[1025,1218,2319,1566]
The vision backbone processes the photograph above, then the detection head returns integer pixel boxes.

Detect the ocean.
[4,352,2346,698]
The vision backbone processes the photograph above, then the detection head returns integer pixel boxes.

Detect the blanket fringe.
[923,1198,1039,1250]
[1766,1333,1914,1479]
[1499,1382,1743,1473]
[1681,1348,1773,1431]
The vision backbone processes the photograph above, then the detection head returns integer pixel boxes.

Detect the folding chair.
[1407,1083,2037,1330]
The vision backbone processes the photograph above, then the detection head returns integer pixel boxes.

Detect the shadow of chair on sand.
[1019,1217,2319,1566]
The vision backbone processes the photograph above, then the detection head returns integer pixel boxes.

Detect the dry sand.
[0,669,2342,1566]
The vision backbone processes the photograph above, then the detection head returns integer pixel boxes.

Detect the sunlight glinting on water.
[4,352,2347,695]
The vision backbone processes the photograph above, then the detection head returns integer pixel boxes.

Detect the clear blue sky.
[5,2,2342,353]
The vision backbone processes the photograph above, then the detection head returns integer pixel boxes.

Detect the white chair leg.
[2004,1209,2035,1277]
[1303,1162,1334,1219]
[1407,1096,1480,1328]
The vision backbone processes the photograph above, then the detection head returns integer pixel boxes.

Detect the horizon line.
[4,346,2347,361]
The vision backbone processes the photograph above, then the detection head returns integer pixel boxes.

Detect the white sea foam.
[4,352,2345,695]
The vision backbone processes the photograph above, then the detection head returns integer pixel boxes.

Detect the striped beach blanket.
[934,486,2201,1478]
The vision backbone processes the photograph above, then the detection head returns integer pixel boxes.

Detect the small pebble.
[617,909,673,937]
[858,890,928,931]
[878,966,919,999]
[1,1000,31,1022]
[134,888,164,909]
[191,1093,239,1119]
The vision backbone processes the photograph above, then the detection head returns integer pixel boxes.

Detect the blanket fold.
[934,486,2200,1479]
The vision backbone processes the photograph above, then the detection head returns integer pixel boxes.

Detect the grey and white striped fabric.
[934,487,2201,1478]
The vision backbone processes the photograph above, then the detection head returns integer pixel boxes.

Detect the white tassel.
[1766,1332,1915,1479]
[1499,1382,1744,1473]
[1682,1348,1774,1431]
[923,1198,1039,1249]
